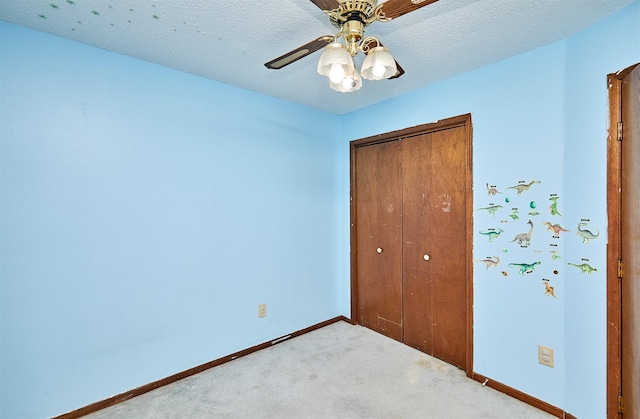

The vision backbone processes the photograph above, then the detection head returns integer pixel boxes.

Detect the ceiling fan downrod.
[342,17,365,56]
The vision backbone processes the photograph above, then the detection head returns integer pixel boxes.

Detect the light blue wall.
[2,2,639,418]
[0,22,342,418]
[563,3,640,417]
[340,2,639,417]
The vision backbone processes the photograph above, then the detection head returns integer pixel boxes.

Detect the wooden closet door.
[354,141,404,341]
[402,126,468,369]
[352,114,472,372]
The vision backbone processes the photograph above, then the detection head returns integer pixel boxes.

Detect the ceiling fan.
[264,0,439,92]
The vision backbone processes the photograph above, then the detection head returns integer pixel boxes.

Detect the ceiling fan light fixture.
[360,46,397,80]
[329,63,346,83]
[330,66,362,92]
[265,0,442,93]
[317,42,355,82]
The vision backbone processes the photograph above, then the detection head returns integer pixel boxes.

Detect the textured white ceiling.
[0,0,635,114]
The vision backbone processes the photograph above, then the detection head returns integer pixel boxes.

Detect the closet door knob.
[423,254,430,261]
[377,248,383,254]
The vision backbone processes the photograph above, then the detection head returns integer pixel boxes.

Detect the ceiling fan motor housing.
[328,0,379,26]
[333,1,380,56]
[342,0,378,17]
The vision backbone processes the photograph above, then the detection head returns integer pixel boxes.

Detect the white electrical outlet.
[538,345,554,368]
[258,303,267,318]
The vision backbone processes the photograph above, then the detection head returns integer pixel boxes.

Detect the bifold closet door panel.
[355,141,403,341]
[428,127,467,369]
[402,127,468,369]
[401,133,435,353]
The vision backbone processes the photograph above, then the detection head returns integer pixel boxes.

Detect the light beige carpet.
[85,321,555,418]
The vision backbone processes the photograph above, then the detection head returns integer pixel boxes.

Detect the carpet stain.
[417,358,450,373]
[417,359,433,369]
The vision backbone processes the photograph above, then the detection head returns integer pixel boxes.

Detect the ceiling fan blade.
[265,36,333,70]
[380,0,439,19]
[309,0,341,11]
[389,62,405,79]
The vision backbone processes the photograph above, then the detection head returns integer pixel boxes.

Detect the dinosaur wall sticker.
[475,256,500,270]
[479,229,504,242]
[543,279,558,298]
[477,204,503,217]
[510,220,534,246]
[576,222,600,244]
[542,221,570,238]
[476,178,602,299]
[486,183,502,196]
[568,262,598,274]
[549,196,562,216]
[506,180,541,195]
[508,261,541,275]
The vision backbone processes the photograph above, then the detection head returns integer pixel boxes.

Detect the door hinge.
[618,394,624,414]
[617,122,623,141]
[618,259,623,279]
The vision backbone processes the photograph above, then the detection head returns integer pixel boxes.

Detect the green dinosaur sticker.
[568,262,597,274]
[479,229,504,242]
[549,196,562,216]
[508,261,541,275]
[477,205,502,217]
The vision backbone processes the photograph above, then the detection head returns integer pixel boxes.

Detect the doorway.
[350,114,473,373]
[607,63,639,418]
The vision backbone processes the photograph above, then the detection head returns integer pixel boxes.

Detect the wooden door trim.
[350,114,470,148]
[349,113,473,375]
[606,63,638,419]
[607,70,623,419]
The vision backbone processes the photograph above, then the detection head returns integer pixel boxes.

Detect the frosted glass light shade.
[360,46,397,80]
[330,66,362,92]
[317,42,355,83]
